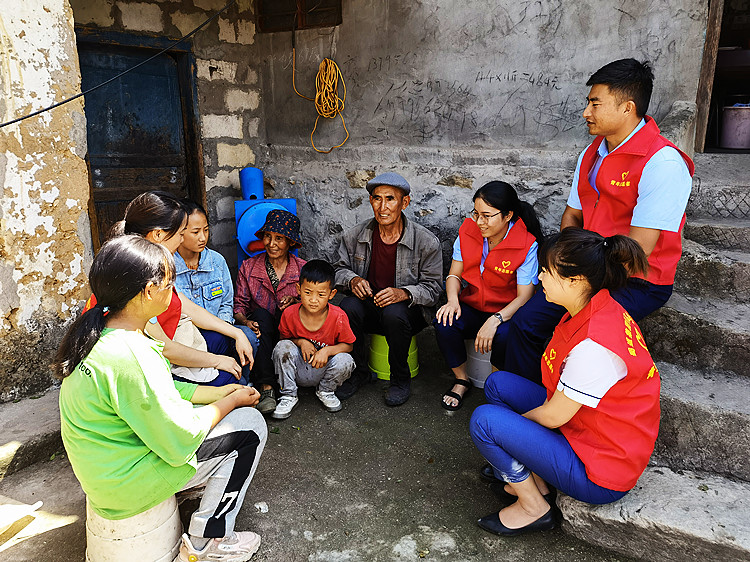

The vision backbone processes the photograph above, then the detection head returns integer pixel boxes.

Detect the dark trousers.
[433,303,511,369]
[339,296,427,388]
[247,307,280,389]
[504,279,673,385]
[199,329,249,386]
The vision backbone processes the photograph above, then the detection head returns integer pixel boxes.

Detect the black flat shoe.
[477,508,556,536]
[480,463,504,483]
[489,482,557,505]
[441,378,472,411]
[335,371,372,400]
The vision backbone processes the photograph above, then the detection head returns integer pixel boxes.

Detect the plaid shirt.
[234,252,306,317]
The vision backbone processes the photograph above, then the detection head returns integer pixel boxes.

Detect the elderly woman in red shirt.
[234,209,306,414]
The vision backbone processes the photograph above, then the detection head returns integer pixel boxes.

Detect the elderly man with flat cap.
[333,172,443,406]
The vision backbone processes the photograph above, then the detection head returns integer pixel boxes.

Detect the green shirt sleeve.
[174,380,198,401]
[109,335,214,468]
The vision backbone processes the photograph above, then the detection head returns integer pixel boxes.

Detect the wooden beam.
[694,0,725,153]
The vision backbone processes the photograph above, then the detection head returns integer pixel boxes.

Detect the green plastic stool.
[368,334,419,380]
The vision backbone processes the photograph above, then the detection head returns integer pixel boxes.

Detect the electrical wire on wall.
[291,4,349,154]
[0,0,237,129]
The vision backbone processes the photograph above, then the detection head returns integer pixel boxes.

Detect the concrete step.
[687,153,750,220]
[639,293,750,378]
[684,218,750,252]
[656,362,750,482]
[675,239,750,302]
[558,466,750,562]
[0,389,62,481]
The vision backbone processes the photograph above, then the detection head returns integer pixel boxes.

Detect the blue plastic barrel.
[239,167,263,200]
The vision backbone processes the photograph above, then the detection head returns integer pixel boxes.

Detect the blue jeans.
[504,279,672,384]
[199,328,259,386]
[470,371,627,504]
[433,303,511,369]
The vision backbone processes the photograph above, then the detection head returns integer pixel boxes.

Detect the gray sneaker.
[256,388,276,415]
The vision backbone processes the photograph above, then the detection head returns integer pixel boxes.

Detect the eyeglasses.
[470,210,502,222]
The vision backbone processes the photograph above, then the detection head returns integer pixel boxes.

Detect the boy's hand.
[298,339,317,362]
[309,347,331,369]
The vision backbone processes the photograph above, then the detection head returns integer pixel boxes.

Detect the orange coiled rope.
[293,48,349,153]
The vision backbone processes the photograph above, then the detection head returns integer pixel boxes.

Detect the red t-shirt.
[366,228,399,292]
[279,303,356,350]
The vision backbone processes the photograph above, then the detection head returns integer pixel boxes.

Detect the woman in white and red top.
[434,181,544,410]
[470,228,660,537]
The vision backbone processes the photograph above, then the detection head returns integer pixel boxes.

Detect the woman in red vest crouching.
[435,181,543,410]
[469,228,660,536]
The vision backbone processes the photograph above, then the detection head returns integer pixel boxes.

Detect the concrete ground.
[0,331,630,561]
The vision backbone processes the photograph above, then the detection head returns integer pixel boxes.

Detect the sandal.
[441,378,472,411]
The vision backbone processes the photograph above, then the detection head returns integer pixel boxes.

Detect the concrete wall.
[252,0,709,263]
[0,1,92,401]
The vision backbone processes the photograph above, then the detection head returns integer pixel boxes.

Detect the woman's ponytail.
[52,305,107,379]
[516,200,545,244]
[601,235,649,290]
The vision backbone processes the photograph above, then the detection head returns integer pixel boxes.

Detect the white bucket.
[720,106,750,149]
[465,340,493,388]
[85,496,182,562]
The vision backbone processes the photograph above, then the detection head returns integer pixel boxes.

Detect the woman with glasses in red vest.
[435,181,544,410]
[470,228,660,536]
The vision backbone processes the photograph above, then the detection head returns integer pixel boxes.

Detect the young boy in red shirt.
[271,260,356,419]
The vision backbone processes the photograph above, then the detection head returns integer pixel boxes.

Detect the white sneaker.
[316,389,342,412]
[272,395,298,419]
[179,531,261,561]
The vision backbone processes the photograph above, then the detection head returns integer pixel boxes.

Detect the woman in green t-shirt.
[54,235,267,562]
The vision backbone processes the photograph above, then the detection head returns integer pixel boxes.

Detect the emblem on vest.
[542,348,556,373]
[610,170,631,188]
[494,260,514,275]
[623,311,649,356]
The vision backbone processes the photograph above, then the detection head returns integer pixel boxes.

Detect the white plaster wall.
[0,1,92,400]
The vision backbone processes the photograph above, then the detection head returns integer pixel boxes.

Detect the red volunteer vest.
[458,217,537,312]
[84,288,182,339]
[541,290,661,491]
[577,117,694,285]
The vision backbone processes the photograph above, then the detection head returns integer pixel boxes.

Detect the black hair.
[473,181,544,244]
[586,58,654,118]
[538,228,649,300]
[109,191,188,240]
[182,198,209,224]
[51,235,175,379]
[299,259,335,288]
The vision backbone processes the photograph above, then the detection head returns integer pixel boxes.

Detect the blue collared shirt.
[174,248,235,323]
[566,118,692,233]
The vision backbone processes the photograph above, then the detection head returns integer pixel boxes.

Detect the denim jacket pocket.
[202,283,225,301]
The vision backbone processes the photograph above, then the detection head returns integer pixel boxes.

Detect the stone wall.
[252,0,708,264]
[0,1,92,401]
[69,0,260,270]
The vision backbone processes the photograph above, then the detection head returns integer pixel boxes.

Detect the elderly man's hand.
[350,276,374,300]
[374,287,409,308]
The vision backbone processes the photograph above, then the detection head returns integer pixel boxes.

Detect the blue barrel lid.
[236,201,292,256]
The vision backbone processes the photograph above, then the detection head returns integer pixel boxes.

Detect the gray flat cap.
[366,172,411,195]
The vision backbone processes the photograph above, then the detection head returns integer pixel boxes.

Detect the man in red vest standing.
[505,58,694,385]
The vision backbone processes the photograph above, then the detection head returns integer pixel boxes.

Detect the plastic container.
[720,106,750,149]
[368,334,419,380]
[239,166,264,200]
[85,496,181,562]
[464,340,493,388]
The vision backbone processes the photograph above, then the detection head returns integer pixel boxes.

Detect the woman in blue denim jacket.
[175,200,259,378]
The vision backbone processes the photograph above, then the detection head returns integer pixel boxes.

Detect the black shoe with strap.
[441,378,472,411]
